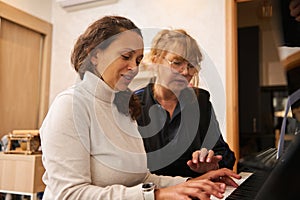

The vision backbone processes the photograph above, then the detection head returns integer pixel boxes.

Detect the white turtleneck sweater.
[40,72,186,200]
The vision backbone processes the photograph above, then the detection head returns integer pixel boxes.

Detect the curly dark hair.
[70,15,142,120]
[71,15,142,79]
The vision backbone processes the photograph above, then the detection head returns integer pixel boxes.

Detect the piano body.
[212,132,300,200]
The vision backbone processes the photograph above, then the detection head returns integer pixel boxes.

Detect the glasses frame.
[163,57,198,76]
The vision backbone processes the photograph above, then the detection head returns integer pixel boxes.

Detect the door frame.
[226,0,243,171]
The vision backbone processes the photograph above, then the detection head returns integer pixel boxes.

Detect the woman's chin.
[115,83,130,91]
[173,81,188,89]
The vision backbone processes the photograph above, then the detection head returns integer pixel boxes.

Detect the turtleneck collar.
[80,71,117,103]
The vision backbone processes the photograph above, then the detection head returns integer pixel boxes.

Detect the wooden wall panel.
[0,2,52,139]
[0,19,42,135]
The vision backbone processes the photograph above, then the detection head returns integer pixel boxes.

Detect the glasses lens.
[188,66,197,75]
[171,59,185,69]
[165,57,198,75]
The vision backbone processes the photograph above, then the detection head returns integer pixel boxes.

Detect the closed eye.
[172,60,185,66]
[121,54,131,60]
[120,50,143,66]
[187,63,195,68]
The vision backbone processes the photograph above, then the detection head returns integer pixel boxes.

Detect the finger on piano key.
[211,172,253,200]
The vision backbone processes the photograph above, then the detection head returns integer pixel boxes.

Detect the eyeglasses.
[164,57,198,76]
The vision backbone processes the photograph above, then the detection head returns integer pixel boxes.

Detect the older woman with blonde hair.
[135,29,236,178]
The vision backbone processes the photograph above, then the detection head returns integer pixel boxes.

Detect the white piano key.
[211,171,253,200]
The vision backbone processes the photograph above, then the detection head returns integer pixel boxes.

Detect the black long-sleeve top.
[135,83,236,178]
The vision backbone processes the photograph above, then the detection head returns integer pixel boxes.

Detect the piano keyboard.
[211,170,270,200]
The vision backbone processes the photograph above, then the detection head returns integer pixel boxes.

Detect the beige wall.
[1,0,52,22]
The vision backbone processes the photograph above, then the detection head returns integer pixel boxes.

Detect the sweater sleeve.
[40,93,145,200]
[143,171,188,188]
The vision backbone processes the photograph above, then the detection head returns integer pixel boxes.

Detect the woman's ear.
[90,54,98,66]
[90,49,101,66]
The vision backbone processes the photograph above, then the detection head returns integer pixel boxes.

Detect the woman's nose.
[128,60,139,72]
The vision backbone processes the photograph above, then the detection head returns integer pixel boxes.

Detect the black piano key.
[226,170,270,200]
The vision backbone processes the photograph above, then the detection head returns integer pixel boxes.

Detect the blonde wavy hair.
[144,29,202,87]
